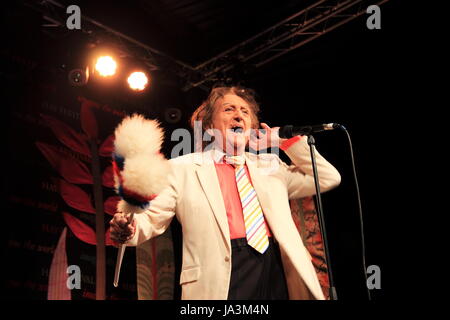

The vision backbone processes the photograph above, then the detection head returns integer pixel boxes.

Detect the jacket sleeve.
[280,136,341,199]
[125,163,179,247]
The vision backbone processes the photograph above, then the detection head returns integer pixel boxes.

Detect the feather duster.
[112,113,170,287]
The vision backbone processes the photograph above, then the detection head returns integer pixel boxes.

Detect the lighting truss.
[183,0,390,91]
[24,0,192,73]
[25,0,390,92]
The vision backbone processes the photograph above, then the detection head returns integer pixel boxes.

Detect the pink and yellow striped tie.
[226,156,269,254]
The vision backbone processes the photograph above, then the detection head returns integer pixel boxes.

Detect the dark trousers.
[227,237,289,300]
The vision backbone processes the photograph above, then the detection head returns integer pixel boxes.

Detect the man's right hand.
[109,212,136,247]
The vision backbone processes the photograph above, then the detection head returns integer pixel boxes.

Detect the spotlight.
[164,107,182,124]
[127,71,149,91]
[95,56,117,77]
[68,67,89,86]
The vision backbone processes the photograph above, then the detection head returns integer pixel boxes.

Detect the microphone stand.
[307,134,338,300]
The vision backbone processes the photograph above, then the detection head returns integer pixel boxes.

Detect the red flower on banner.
[104,196,120,216]
[80,98,98,140]
[102,165,115,188]
[62,211,96,245]
[41,97,127,300]
[40,114,91,158]
[36,142,93,184]
[37,98,124,247]
[62,212,114,246]
[58,179,95,214]
[99,135,114,158]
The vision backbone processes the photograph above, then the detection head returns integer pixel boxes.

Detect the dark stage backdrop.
[3,80,139,299]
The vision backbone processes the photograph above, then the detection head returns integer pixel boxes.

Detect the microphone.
[278,123,343,138]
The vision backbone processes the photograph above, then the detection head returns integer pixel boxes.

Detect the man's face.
[210,94,253,155]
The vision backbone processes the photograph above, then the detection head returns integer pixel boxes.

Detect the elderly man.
[110,86,341,300]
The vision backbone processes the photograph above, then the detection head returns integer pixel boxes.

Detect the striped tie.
[225,156,269,254]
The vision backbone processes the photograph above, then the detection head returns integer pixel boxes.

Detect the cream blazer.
[126,137,341,300]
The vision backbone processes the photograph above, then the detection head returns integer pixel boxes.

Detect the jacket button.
[225,256,230,262]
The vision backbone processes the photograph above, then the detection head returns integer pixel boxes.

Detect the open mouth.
[230,126,244,134]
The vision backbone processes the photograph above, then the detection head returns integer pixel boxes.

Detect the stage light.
[127,71,149,91]
[68,67,89,86]
[164,107,182,124]
[95,56,117,77]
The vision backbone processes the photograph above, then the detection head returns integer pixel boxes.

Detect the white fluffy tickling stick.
[112,114,170,287]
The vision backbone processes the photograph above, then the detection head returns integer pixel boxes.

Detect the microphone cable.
[338,125,372,301]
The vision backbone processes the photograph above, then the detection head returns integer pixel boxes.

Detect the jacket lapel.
[195,151,231,252]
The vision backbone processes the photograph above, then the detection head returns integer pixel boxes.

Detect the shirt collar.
[211,147,247,164]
